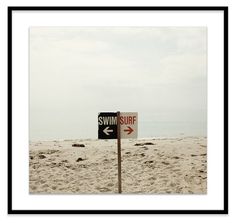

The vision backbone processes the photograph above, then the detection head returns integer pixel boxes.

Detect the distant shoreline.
[29,135,207,143]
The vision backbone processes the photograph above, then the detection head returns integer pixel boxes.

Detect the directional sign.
[120,112,138,139]
[98,112,117,139]
[98,112,138,139]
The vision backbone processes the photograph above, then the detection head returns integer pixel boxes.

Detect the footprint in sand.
[30,185,37,190]
[161,161,170,165]
[173,168,181,172]
[96,187,112,192]
[51,186,57,190]
[159,175,167,179]
[42,183,49,188]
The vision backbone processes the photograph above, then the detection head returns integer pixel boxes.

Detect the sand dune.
[29,137,207,194]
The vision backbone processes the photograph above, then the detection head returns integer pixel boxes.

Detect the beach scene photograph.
[29,27,207,194]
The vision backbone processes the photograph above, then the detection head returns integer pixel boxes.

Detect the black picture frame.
[7,6,228,214]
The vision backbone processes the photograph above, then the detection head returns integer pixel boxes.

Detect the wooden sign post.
[117,111,122,193]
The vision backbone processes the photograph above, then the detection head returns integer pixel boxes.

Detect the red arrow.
[124,126,133,135]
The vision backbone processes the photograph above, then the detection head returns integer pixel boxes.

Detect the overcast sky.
[30,27,207,140]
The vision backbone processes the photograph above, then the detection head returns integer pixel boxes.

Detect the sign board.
[98,112,138,139]
[98,112,117,139]
[120,112,138,139]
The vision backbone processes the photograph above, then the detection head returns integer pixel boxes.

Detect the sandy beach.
[29,137,207,194]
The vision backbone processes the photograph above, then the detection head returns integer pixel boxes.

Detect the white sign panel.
[120,112,138,139]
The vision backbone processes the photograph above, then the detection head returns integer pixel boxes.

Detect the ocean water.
[139,121,207,138]
[30,120,207,141]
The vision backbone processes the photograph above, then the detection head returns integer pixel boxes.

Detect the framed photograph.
[8,6,228,214]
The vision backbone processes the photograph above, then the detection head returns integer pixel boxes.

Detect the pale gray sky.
[30,27,207,140]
